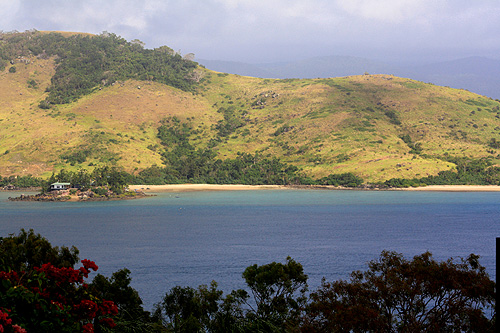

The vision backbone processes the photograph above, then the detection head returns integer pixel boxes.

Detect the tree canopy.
[0,30,199,107]
[0,228,79,272]
[0,230,495,332]
[303,250,496,332]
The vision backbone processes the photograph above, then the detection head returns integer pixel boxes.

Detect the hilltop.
[198,55,500,100]
[1,30,500,184]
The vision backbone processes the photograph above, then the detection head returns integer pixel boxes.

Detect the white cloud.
[0,0,21,29]
[0,0,498,62]
[336,0,442,23]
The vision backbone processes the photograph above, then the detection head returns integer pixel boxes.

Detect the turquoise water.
[0,189,498,311]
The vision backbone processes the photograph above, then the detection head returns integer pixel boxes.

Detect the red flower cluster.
[0,309,12,331]
[74,299,99,319]
[99,317,116,328]
[0,309,26,333]
[100,300,119,316]
[82,322,94,333]
[36,263,83,284]
[74,298,118,330]
[35,260,98,285]
[0,271,20,283]
[80,259,99,278]
[0,259,117,332]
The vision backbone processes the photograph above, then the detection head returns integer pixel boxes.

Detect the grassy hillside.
[1,31,500,183]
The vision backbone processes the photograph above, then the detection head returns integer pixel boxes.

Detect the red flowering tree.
[0,230,118,332]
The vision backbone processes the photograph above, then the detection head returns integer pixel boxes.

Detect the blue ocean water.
[0,189,498,311]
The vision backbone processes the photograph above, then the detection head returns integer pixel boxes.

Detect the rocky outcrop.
[8,193,71,201]
[8,189,147,202]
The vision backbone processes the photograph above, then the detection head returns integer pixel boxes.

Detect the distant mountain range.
[198,56,500,100]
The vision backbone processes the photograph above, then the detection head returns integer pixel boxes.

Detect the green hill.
[1,30,500,184]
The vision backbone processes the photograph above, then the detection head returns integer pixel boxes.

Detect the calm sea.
[0,189,498,311]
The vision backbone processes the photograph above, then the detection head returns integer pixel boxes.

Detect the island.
[8,168,148,202]
[8,185,147,202]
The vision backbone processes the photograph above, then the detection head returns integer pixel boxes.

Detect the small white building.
[50,182,71,191]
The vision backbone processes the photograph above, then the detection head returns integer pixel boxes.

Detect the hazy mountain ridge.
[198,56,500,99]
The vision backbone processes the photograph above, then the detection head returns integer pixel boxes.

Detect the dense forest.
[0,30,198,107]
[0,230,495,332]
[137,116,310,185]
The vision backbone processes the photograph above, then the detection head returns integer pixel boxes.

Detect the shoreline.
[396,185,500,192]
[128,184,500,193]
[5,184,500,196]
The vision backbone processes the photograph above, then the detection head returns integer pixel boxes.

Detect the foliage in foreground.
[0,230,117,332]
[303,251,496,332]
[154,252,495,332]
[154,257,308,332]
[0,230,496,332]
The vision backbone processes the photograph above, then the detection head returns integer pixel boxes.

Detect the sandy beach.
[128,184,500,193]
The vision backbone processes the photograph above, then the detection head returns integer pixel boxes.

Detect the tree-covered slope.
[1,30,500,183]
[0,30,198,106]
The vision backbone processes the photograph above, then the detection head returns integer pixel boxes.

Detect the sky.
[1,0,500,64]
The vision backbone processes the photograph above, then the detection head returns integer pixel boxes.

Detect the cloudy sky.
[1,0,499,64]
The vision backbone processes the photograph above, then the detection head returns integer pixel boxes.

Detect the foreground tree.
[242,256,308,331]
[0,230,120,332]
[155,257,308,332]
[303,251,496,332]
[0,228,79,271]
[90,268,162,332]
[157,282,225,332]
